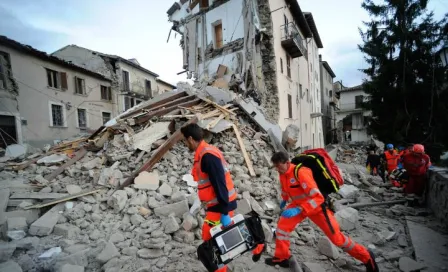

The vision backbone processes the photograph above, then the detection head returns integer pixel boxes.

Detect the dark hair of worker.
[271,151,289,164]
[180,123,204,142]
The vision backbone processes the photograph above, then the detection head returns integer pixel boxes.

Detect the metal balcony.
[280,23,307,59]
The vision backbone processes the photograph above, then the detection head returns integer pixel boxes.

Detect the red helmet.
[412,144,424,154]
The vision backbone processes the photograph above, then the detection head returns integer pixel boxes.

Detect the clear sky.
[0,0,446,87]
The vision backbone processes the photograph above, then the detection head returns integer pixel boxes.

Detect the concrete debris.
[235,198,252,215]
[317,236,339,259]
[182,213,198,231]
[398,256,426,272]
[59,264,85,272]
[96,241,120,263]
[66,184,82,195]
[37,154,68,165]
[154,200,189,217]
[0,260,23,272]
[302,262,325,272]
[0,243,17,262]
[39,246,62,258]
[5,144,27,159]
[335,207,359,231]
[134,171,160,190]
[28,203,64,236]
[282,124,300,149]
[338,185,360,199]
[383,249,404,261]
[163,215,180,234]
[107,190,128,212]
[158,182,173,196]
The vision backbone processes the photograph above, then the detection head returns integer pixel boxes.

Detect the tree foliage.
[359,0,448,160]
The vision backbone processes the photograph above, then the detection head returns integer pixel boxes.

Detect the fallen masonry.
[0,85,444,271]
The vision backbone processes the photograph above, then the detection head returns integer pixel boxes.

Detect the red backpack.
[291,148,344,198]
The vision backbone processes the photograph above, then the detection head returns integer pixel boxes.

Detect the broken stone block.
[383,249,404,261]
[158,183,173,196]
[122,246,138,256]
[107,190,128,212]
[53,224,81,239]
[317,236,339,259]
[0,243,17,262]
[7,217,27,231]
[302,262,325,272]
[137,248,164,259]
[29,203,64,236]
[138,207,151,216]
[154,200,189,218]
[0,189,10,213]
[164,215,180,234]
[398,256,425,272]
[182,213,198,231]
[0,260,22,272]
[235,198,252,215]
[335,207,359,231]
[96,241,120,263]
[59,264,84,272]
[262,200,276,211]
[82,157,101,170]
[134,171,160,191]
[171,191,187,202]
[13,236,39,250]
[397,235,408,247]
[130,214,145,226]
[250,197,264,214]
[262,221,273,243]
[373,231,396,245]
[66,185,82,195]
[338,185,360,199]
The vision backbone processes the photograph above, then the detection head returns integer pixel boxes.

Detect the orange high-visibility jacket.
[191,141,237,208]
[280,164,324,215]
[384,150,400,171]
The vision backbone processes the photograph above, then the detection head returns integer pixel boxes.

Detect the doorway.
[0,115,17,148]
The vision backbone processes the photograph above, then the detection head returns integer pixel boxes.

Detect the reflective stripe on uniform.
[204,219,220,226]
[308,199,318,209]
[308,188,320,196]
[198,179,210,186]
[291,194,307,200]
[205,188,237,206]
[276,235,290,241]
[276,229,290,236]
[341,236,355,252]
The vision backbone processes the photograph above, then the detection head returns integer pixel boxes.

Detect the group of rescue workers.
[366,143,431,197]
[181,123,380,272]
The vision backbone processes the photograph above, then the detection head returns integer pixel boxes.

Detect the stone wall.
[427,168,448,228]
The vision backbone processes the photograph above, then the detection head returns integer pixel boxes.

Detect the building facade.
[0,36,115,148]
[167,0,325,149]
[53,45,159,113]
[156,79,176,94]
[334,83,371,143]
[319,55,337,144]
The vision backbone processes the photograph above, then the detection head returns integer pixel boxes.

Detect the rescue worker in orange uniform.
[402,144,431,196]
[181,124,265,272]
[383,144,400,175]
[265,152,379,272]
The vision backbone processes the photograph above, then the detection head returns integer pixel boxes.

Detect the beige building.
[156,78,176,94]
[53,45,159,113]
[0,36,115,148]
[319,55,337,144]
[167,0,326,149]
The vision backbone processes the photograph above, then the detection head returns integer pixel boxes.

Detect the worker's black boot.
[365,249,379,272]
[252,243,266,262]
[265,257,290,268]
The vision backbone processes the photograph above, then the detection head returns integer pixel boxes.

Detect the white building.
[334,83,371,142]
[319,55,337,144]
[167,0,325,149]
[0,36,115,148]
[53,45,160,114]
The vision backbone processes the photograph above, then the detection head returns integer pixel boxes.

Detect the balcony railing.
[280,22,307,59]
[336,103,364,111]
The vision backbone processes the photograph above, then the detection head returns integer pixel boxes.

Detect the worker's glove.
[220,214,232,227]
[281,207,301,218]
[279,200,287,210]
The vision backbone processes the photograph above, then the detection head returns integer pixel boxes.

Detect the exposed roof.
[156,78,176,89]
[338,84,363,93]
[54,45,159,77]
[303,13,323,48]
[0,36,111,82]
[321,61,336,78]
[167,2,181,16]
[285,0,313,38]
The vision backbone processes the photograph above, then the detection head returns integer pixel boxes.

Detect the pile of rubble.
[335,143,370,165]
[0,83,430,272]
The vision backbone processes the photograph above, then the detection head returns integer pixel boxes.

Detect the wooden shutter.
[60,72,68,90]
[215,24,223,49]
[108,87,112,101]
[288,94,292,118]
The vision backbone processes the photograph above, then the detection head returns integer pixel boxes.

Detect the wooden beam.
[347,199,407,209]
[135,99,201,125]
[44,148,87,182]
[23,189,103,209]
[119,117,199,189]
[232,124,256,177]
[206,114,225,130]
[13,151,56,171]
[199,97,236,116]
[145,95,196,114]
[10,192,69,200]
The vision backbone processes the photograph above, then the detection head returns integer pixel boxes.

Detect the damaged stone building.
[167,0,328,149]
[319,55,338,145]
[333,82,371,143]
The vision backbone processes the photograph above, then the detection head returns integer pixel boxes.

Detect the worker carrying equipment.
[402,144,431,196]
[264,151,379,272]
[383,145,400,174]
[388,168,409,187]
[197,213,265,272]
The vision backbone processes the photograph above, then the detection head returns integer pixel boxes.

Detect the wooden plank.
[199,97,236,116]
[10,192,69,200]
[206,114,225,130]
[135,98,201,125]
[44,148,88,182]
[232,124,256,177]
[199,104,232,120]
[14,151,56,171]
[216,64,227,78]
[347,199,407,209]
[24,189,103,210]
[119,117,199,190]
[148,95,196,114]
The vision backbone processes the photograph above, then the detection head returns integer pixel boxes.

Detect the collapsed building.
[0,83,439,272]
[166,0,326,150]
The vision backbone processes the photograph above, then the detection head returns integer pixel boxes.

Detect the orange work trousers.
[274,205,371,264]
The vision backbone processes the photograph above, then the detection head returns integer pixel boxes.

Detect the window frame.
[286,55,291,78]
[0,51,11,90]
[48,101,66,127]
[76,107,88,129]
[46,69,60,89]
[101,111,112,125]
[287,94,293,118]
[74,76,86,95]
[145,79,153,98]
[213,20,223,49]
[122,69,130,91]
[280,58,283,74]
[101,85,112,101]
